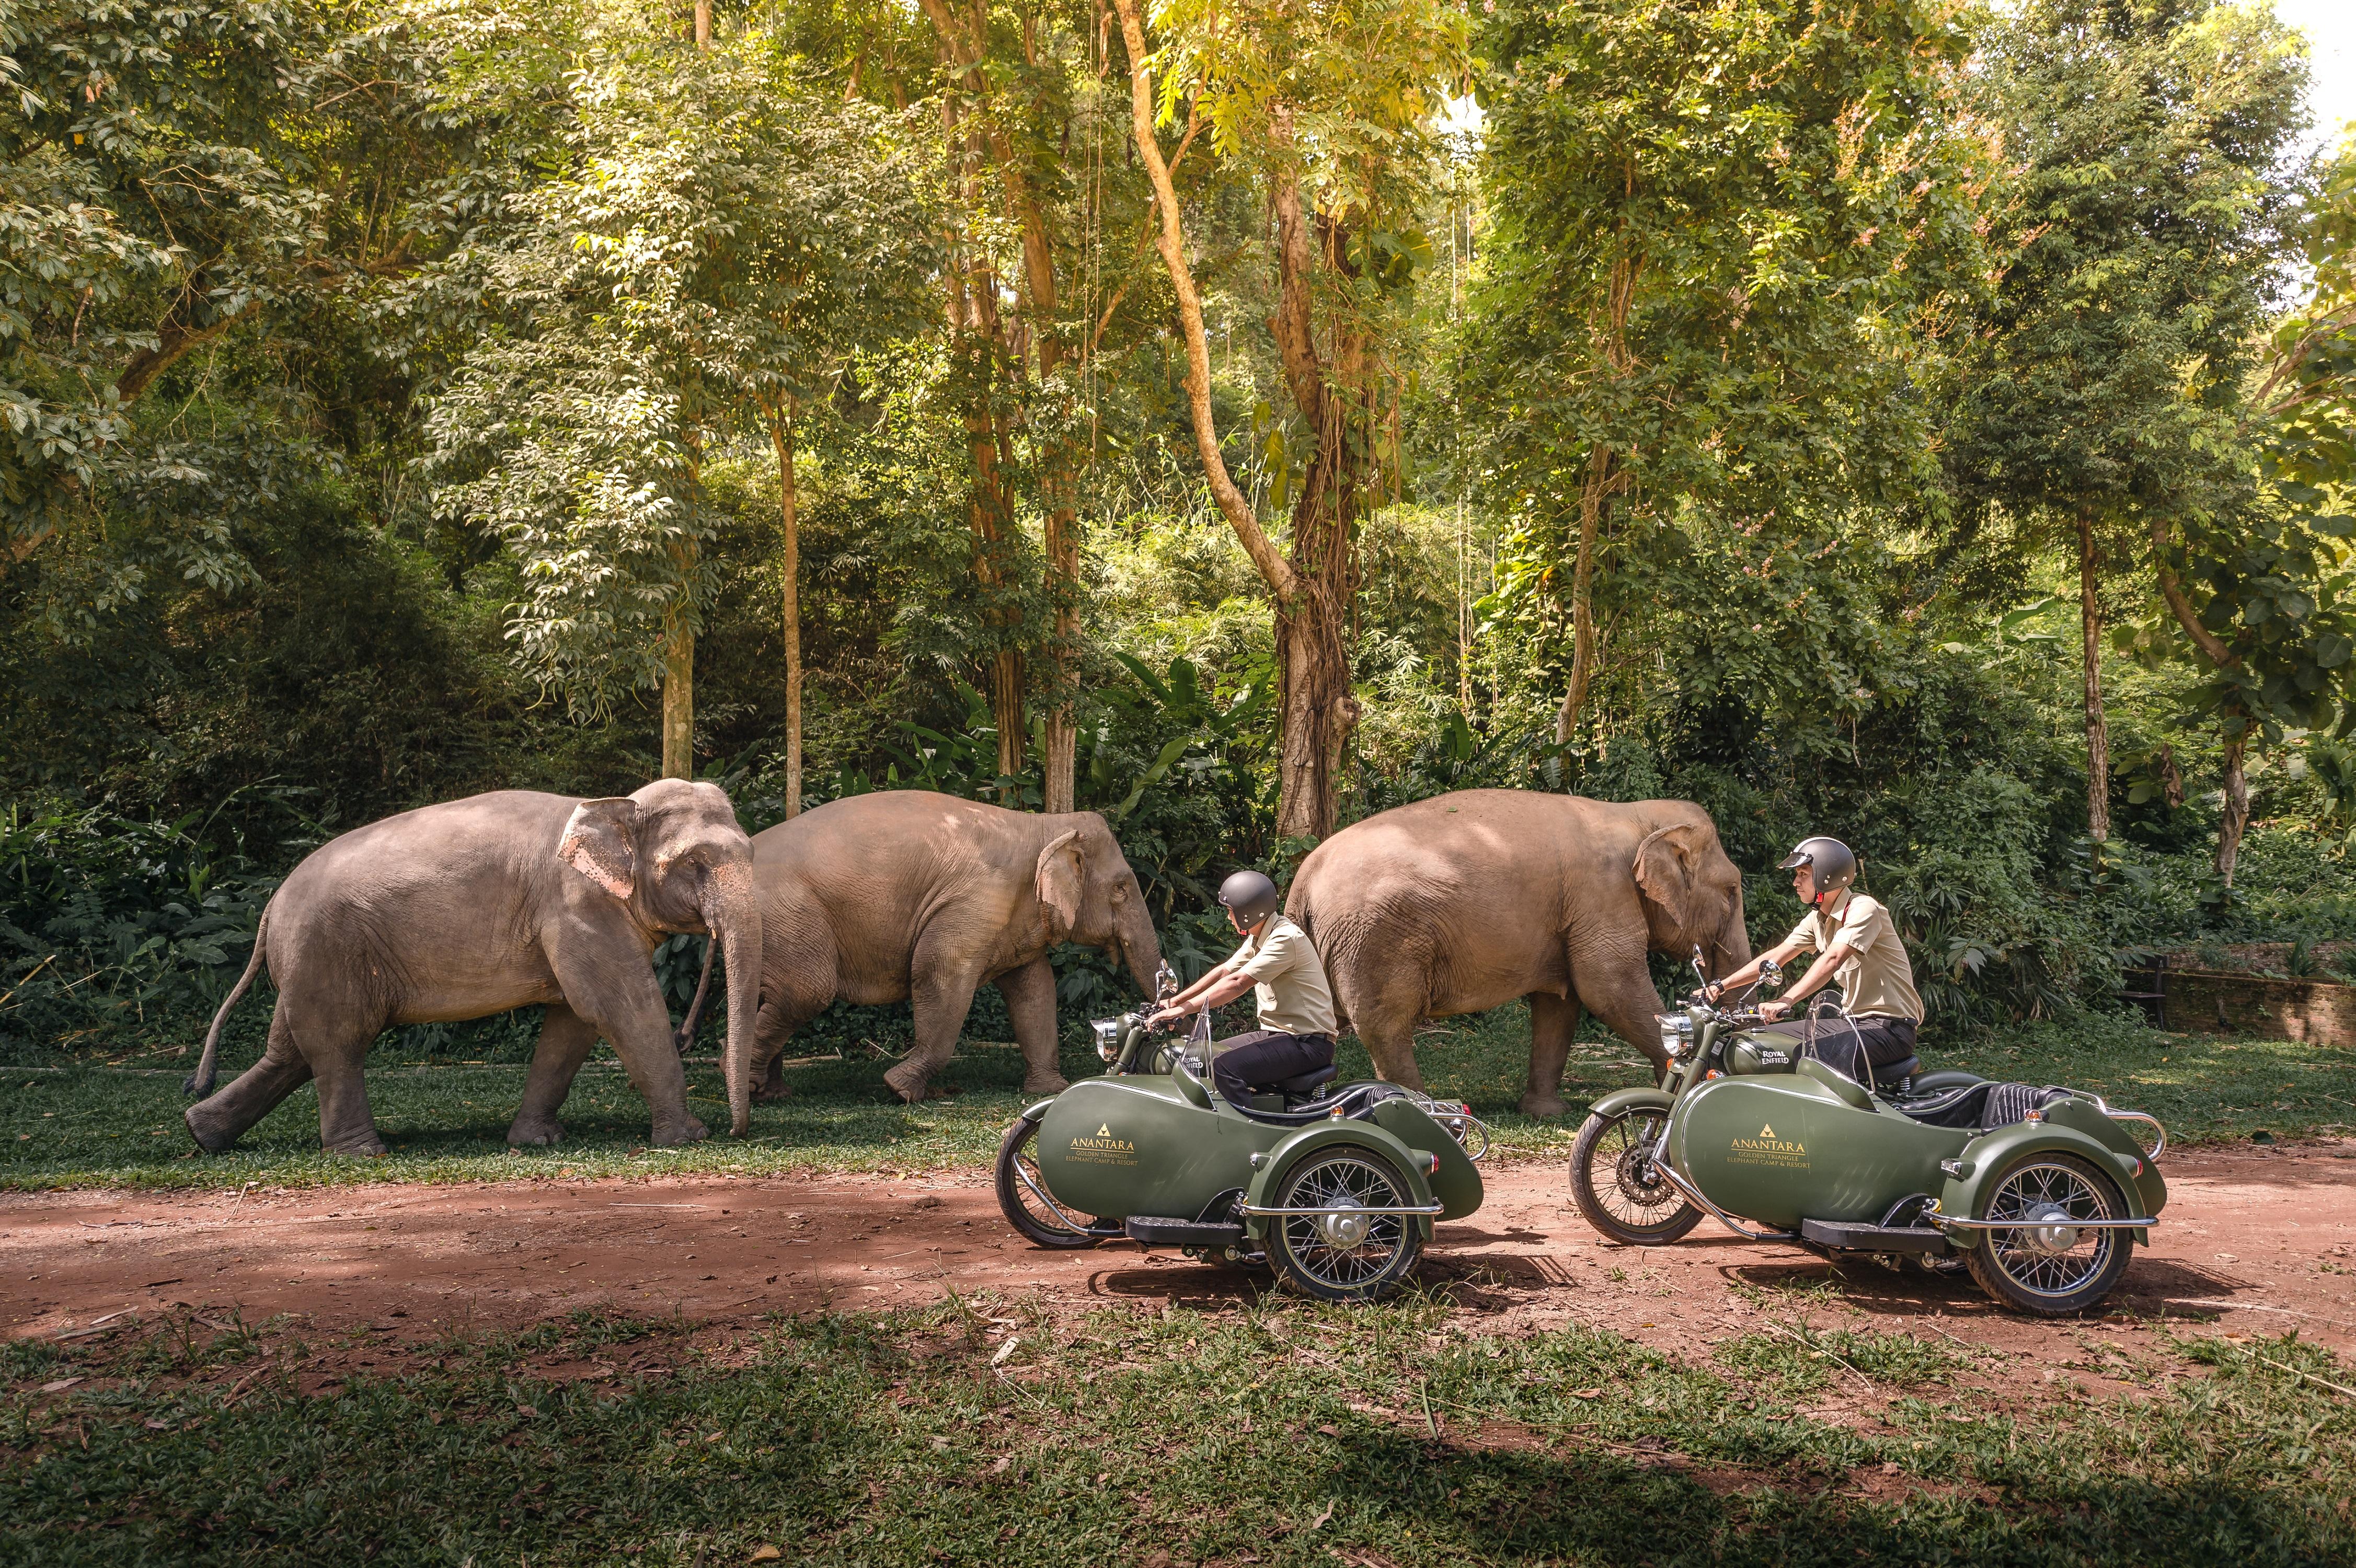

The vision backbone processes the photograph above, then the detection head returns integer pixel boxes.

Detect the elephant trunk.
[1116,896,1164,1000]
[1710,889,1752,977]
[709,862,763,1137]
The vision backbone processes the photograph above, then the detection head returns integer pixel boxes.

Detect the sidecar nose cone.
[1316,1197,1375,1250]
[2021,1201,2081,1256]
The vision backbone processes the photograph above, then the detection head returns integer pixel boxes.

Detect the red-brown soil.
[6,1140,2353,1364]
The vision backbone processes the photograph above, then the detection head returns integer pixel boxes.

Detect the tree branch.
[1110,0,1298,603]
[2150,516,2242,671]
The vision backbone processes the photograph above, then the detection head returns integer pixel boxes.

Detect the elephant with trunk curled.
[182,780,764,1155]
[746,791,1164,1103]
[1287,790,1751,1115]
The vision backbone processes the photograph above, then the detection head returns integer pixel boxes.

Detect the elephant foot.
[1020,1070,1070,1097]
[883,1059,949,1103]
[323,1135,391,1158]
[1519,1092,1569,1119]
[651,1117,710,1148]
[507,1117,565,1148]
[752,1081,794,1104]
[183,1108,241,1155]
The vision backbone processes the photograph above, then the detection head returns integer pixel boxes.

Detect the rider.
[1704,836,1924,1081]
[1146,869,1338,1108]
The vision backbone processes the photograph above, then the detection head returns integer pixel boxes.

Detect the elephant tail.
[185,901,271,1098]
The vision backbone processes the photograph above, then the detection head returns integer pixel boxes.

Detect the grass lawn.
[3,1006,2351,1192]
[4,1294,2351,1566]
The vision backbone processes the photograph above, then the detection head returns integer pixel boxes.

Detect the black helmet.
[1217,869,1282,927]
[1777,836,1856,904]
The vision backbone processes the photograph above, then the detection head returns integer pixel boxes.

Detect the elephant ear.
[1036,829,1085,941]
[1633,822,1705,933]
[559,798,640,901]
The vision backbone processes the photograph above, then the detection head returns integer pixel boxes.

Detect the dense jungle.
[5,0,2355,1067]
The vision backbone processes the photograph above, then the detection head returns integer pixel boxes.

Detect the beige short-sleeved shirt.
[1785,892,1924,1022]
[1223,914,1339,1039]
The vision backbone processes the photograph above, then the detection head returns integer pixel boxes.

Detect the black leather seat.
[1870,1055,1920,1090]
[1265,1065,1338,1098]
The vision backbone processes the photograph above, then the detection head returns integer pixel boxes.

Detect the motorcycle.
[992,964,1490,1301]
[1567,956,2169,1315]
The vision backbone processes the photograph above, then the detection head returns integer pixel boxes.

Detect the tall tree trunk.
[2078,512,2110,843]
[2216,732,2250,887]
[693,0,710,47]
[769,401,803,818]
[662,610,694,780]
[1555,447,1616,745]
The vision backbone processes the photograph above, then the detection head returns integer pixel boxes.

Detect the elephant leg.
[884,954,981,1104]
[1349,996,1429,1092]
[185,1008,315,1154]
[996,957,1067,1096]
[1573,958,1672,1073]
[1522,990,1580,1117]
[299,1005,392,1157]
[509,1004,600,1146]
[553,954,707,1147]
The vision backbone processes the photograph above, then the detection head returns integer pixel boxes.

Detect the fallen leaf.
[990,1336,1020,1367]
[750,1547,783,1563]
[39,1378,82,1393]
[1309,1500,1335,1530]
[1571,1388,1603,1400]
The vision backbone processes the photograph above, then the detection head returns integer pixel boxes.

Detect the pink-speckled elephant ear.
[1633,822,1705,934]
[1036,828,1084,940]
[559,798,640,901]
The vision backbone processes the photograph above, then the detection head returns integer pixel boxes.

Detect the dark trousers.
[1211,1029,1336,1107]
[1755,1014,1916,1083]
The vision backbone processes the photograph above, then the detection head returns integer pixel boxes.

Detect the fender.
[1019,1097,1059,1124]
[1589,1086,1676,1122]
[1936,1121,2160,1250]
[1372,1098,1484,1220]
[1242,1120,1440,1243]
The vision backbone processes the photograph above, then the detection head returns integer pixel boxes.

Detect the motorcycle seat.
[1224,1080,1386,1126]
[1262,1065,1338,1098]
[1870,1055,1920,1090]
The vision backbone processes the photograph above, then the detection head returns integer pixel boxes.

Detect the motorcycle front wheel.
[994,1117,1111,1249]
[1570,1106,1702,1246]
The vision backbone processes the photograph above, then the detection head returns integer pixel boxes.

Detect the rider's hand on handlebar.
[1758,999,1790,1022]
[1703,981,1724,1004]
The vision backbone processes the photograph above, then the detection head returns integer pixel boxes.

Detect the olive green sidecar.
[1571,1001,2168,1316]
[994,1014,1486,1302]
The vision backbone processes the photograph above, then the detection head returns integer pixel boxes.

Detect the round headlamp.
[1656,1012,1695,1058]
[1091,1018,1123,1062]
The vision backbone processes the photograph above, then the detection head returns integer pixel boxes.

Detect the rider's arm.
[1763,940,1854,1014]
[1187,968,1259,1011]
[1708,936,1808,999]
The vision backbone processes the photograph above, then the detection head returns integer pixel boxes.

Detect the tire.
[994,1117,1108,1250]
[1962,1151,2134,1316]
[1570,1106,1702,1246]
[1266,1146,1426,1302]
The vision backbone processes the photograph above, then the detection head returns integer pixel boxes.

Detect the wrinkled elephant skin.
[749,792,1163,1103]
[1289,790,1750,1116]
[181,781,764,1155]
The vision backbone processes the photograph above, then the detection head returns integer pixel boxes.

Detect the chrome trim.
[1010,1150,1099,1236]
[2092,1101,2167,1161]
[1238,1201,1445,1218]
[1922,1202,2158,1232]
[1651,1159,1798,1242]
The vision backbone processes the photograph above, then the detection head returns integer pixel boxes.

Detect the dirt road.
[6,1140,2352,1357]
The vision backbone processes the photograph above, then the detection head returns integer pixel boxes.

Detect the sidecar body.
[997,1029,1486,1301]
[1573,1002,2169,1315]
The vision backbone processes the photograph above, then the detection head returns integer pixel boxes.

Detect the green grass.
[5,1005,2349,1191]
[4,1299,2350,1566]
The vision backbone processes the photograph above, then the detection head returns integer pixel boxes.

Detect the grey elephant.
[747,791,1163,1103]
[1287,790,1750,1116]
[182,779,763,1155]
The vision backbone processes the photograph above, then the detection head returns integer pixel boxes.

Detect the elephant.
[746,791,1164,1104]
[1286,790,1751,1116]
[181,779,764,1155]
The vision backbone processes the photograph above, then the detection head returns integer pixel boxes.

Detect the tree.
[1113,0,1467,840]
[427,18,929,781]
[1953,0,2309,850]
[1468,0,1988,748]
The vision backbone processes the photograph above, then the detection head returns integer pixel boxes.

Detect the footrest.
[1800,1218,1950,1254]
[1123,1216,1247,1249]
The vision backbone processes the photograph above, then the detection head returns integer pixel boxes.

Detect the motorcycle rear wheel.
[994,1117,1110,1249]
[1962,1151,2133,1315]
[1570,1107,1702,1246]
[1267,1147,1426,1302]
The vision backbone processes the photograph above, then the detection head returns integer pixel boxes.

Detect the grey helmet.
[1217,869,1282,927]
[1777,836,1856,905]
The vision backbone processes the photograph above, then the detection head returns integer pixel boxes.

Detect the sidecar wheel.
[1267,1148,1426,1302]
[995,1117,1107,1250]
[1570,1108,1701,1246]
[1962,1152,2133,1316]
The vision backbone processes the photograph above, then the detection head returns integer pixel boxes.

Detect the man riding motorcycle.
[1704,836,1924,1083]
[1145,870,1339,1108]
